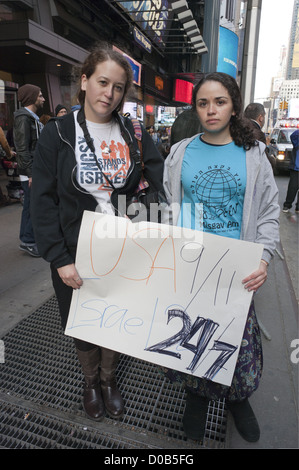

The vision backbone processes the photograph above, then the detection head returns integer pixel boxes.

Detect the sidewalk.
[0,170,298,449]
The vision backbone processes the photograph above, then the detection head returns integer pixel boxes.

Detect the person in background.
[170,109,201,146]
[159,142,170,159]
[244,102,274,170]
[40,114,52,126]
[0,126,15,206]
[13,84,45,257]
[71,103,81,111]
[162,72,280,443]
[160,127,169,144]
[0,125,15,159]
[55,104,68,117]
[5,127,15,150]
[244,102,266,144]
[31,42,165,423]
[282,128,299,213]
[147,125,160,146]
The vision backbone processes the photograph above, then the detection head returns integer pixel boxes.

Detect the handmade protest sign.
[65,211,263,386]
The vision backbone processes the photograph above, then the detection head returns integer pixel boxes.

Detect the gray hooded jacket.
[162,135,280,264]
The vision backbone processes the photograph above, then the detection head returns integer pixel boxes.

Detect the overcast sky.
[254,0,294,100]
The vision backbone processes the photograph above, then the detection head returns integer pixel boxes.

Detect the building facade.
[0,0,257,135]
[286,0,299,80]
[0,0,207,132]
[267,0,299,126]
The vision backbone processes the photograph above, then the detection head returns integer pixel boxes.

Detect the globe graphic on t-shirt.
[195,169,238,210]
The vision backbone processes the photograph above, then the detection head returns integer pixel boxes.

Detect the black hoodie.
[31,111,165,269]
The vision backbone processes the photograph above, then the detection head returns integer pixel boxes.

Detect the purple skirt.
[160,301,263,403]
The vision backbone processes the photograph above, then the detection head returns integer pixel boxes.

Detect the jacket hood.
[14,107,37,120]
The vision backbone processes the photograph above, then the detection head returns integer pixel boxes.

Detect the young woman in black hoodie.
[31,43,165,422]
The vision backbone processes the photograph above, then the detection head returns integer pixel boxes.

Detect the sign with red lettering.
[65,211,263,386]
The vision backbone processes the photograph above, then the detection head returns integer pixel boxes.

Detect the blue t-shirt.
[178,135,247,239]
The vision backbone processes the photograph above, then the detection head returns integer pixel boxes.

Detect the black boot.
[228,398,260,442]
[76,347,105,421]
[182,392,209,441]
[100,347,124,419]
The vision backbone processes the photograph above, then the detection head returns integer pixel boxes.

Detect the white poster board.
[65,211,263,386]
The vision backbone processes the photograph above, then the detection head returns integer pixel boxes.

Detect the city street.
[0,170,298,449]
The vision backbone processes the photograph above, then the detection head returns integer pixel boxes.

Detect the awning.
[0,19,88,76]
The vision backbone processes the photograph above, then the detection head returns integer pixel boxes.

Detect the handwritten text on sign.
[65,211,263,386]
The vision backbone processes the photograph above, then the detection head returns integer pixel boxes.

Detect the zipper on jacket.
[55,120,76,154]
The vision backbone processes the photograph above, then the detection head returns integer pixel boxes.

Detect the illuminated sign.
[217,26,239,79]
[133,27,152,53]
[155,75,164,91]
[113,46,142,86]
[173,79,193,104]
[146,104,154,114]
[118,0,173,48]
[123,102,137,118]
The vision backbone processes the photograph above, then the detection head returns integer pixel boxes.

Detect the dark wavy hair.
[77,42,133,112]
[192,72,256,150]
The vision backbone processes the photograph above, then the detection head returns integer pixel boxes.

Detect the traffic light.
[279,100,288,110]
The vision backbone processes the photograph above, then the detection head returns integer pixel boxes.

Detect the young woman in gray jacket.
[162,72,280,443]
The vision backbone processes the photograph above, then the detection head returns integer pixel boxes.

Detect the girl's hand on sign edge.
[242,260,268,292]
[57,263,83,289]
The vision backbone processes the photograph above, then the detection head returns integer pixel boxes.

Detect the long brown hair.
[192,72,256,150]
[77,42,133,112]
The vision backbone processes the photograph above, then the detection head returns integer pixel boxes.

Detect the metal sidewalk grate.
[0,296,227,449]
[0,399,145,449]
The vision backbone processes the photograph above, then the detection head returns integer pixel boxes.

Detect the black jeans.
[283,169,299,210]
[51,264,96,351]
[20,180,35,244]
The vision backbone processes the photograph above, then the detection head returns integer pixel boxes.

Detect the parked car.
[268,122,299,174]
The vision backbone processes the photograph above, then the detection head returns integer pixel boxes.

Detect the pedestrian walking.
[0,125,15,206]
[282,128,299,213]
[244,102,275,170]
[0,125,15,159]
[244,102,266,144]
[31,42,165,422]
[162,72,280,442]
[13,84,45,257]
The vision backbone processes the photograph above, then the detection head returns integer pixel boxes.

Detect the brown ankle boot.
[76,347,105,421]
[100,348,124,419]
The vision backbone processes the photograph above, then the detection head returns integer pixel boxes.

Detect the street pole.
[201,0,221,73]
[240,0,262,106]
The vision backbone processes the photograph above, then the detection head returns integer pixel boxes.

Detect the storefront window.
[0,80,18,133]
[158,106,177,126]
